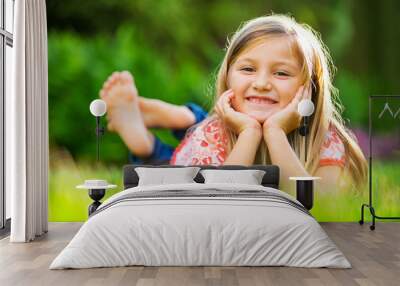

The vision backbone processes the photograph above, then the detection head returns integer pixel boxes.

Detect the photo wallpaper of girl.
[47,1,399,222]
[99,15,367,191]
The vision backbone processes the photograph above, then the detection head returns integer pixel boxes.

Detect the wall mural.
[46,1,400,222]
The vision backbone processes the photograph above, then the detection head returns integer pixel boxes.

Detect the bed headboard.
[123,164,280,189]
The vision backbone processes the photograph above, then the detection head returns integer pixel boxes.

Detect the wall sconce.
[89,99,107,162]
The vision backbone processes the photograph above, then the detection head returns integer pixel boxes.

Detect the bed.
[50,165,350,269]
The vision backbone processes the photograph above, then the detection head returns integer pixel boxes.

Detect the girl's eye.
[274,71,290,76]
[241,67,255,72]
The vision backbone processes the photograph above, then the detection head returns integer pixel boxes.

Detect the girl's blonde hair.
[212,14,367,187]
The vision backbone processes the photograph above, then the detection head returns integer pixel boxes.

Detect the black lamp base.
[296,180,314,210]
[88,189,105,216]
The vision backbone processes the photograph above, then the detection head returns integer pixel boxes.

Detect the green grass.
[49,162,123,221]
[49,159,400,222]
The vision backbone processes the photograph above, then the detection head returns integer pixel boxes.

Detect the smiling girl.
[171,15,367,190]
[101,14,367,190]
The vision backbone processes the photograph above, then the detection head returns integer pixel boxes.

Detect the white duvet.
[50,183,350,269]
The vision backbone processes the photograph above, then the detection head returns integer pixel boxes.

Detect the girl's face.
[227,36,304,123]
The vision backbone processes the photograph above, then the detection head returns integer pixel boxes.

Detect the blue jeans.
[129,102,208,165]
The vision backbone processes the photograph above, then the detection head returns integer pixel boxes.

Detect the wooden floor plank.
[0,222,399,286]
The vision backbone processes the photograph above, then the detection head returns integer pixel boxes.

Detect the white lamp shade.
[297,99,315,117]
[90,99,107,117]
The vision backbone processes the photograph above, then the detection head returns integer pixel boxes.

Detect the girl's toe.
[104,78,113,90]
[121,71,133,83]
[110,75,119,85]
[111,71,120,79]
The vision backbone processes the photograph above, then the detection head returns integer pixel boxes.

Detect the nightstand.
[76,180,117,216]
[289,177,321,210]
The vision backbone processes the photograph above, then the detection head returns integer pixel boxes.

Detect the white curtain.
[7,0,49,242]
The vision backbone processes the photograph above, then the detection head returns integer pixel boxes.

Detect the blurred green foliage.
[48,26,214,162]
[47,0,400,163]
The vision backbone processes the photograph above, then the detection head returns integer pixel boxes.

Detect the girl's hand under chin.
[263,85,311,135]
[215,89,262,136]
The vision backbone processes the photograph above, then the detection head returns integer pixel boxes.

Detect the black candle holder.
[88,188,106,216]
[76,179,117,218]
[289,177,320,210]
[296,180,314,210]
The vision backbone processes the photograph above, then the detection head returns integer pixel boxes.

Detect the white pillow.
[135,167,201,186]
[200,169,266,185]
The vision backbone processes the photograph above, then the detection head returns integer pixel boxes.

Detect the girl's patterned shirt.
[170,118,346,168]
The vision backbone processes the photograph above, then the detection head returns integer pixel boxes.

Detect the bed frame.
[123,164,280,190]
[123,164,316,211]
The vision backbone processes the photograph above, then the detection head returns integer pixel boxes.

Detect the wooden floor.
[0,222,399,286]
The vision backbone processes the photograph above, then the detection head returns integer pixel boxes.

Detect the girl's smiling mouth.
[245,96,278,105]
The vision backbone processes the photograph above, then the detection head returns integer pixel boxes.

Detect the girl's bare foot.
[100,71,154,157]
[100,71,196,129]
